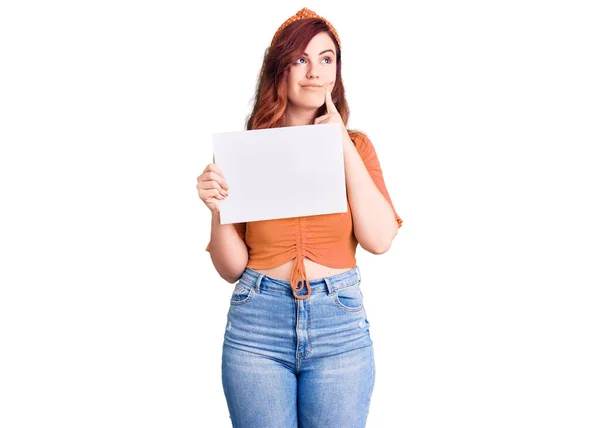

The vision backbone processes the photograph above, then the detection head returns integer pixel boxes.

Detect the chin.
[290,102,319,111]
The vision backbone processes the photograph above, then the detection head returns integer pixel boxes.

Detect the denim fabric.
[221,265,375,427]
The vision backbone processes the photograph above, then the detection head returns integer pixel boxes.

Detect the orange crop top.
[206,130,402,300]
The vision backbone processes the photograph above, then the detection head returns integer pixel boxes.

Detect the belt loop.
[255,273,265,293]
[356,265,361,283]
[324,277,333,295]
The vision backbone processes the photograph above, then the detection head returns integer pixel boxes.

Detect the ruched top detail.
[290,217,310,299]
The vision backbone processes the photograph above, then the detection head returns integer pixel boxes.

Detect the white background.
[1,1,599,427]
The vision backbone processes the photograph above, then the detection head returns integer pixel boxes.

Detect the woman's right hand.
[197,157,229,213]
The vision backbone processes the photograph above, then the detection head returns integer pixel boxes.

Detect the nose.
[306,64,320,80]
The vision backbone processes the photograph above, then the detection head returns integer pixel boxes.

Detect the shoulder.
[347,129,376,156]
[347,129,370,146]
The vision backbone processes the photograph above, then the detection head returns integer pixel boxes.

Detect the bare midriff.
[252,257,353,282]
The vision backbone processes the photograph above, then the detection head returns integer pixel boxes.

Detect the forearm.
[342,132,397,253]
[208,211,249,283]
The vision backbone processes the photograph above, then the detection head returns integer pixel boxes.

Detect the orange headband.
[270,7,341,51]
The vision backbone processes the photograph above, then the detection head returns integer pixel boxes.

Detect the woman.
[197,8,402,427]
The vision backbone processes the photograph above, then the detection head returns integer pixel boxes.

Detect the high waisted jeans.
[221,265,375,428]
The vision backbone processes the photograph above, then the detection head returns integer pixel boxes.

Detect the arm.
[205,212,248,283]
[344,131,402,254]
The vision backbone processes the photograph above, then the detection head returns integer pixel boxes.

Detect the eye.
[295,56,334,65]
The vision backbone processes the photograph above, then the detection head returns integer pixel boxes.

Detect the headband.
[270,7,341,51]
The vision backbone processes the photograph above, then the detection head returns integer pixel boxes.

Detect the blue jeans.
[221,265,375,428]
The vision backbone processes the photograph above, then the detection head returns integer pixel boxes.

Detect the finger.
[204,161,222,175]
[325,84,337,115]
[197,178,228,195]
[197,186,218,200]
[204,165,229,190]
[199,186,228,202]
[206,188,225,200]
[201,170,229,192]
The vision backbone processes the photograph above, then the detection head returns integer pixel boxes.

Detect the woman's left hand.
[314,83,344,127]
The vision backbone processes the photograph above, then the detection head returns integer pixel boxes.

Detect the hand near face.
[314,83,343,126]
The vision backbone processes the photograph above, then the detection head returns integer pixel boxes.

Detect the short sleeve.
[205,222,247,252]
[350,131,403,228]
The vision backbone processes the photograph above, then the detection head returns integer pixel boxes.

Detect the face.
[286,32,337,111]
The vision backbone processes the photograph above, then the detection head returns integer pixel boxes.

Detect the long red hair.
[246,18,351,131]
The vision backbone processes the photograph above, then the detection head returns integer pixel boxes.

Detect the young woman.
[197,8,402,427]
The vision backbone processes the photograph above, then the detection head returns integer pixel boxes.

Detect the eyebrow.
[302,49,335,56]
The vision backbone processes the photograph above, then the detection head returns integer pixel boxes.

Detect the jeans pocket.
[333,282,364,312]
[230,281,255,306]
